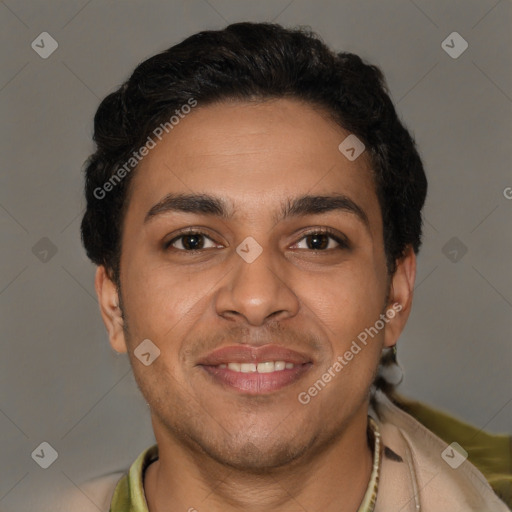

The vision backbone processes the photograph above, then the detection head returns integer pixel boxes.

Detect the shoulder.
[57,471,126,512]
[57,444,159,511]
[373,390,509,512]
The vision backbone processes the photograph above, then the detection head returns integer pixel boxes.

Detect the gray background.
[0,0,511,510]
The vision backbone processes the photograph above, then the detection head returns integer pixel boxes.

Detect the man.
[79,22,509,511]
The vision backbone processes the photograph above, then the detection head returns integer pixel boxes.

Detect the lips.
[201,362,312,393]
[197,344,313,366]
[197,345,313,394]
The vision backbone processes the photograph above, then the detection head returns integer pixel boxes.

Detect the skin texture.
[95,98,416,512]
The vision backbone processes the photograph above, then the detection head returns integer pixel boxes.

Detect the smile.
[200,362,313,394]
[217,361,298,373]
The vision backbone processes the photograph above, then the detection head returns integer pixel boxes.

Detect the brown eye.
[305,233,330,250]
[294,230,349,251]
[165,232,217,251]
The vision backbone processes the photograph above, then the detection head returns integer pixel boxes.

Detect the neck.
[145,410,373,512]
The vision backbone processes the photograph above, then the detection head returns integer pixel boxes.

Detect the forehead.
[125,98,381,231]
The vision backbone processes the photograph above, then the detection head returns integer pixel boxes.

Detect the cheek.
[120,255,205,342]
[298,262,385,338]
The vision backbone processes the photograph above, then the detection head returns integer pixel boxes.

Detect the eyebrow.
[144,192,370,231]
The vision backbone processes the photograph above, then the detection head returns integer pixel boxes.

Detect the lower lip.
[200,363,313,394]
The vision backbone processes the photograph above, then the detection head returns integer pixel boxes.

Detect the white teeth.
[220,361,295,373]
[257,361,275,373]
[240,363,257,373]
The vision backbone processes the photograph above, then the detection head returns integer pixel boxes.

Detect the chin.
[199,435,310,473]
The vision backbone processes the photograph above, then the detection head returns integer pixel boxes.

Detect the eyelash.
[164,228,350,252]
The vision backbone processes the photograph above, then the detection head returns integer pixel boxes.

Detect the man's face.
[101,98,410,470]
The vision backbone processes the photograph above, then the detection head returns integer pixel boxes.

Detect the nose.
[214,242,300,326]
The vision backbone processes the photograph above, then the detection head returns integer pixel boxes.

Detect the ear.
[383,245,416,348]
[95,266,128,354]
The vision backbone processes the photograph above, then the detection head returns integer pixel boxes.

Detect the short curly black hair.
[81,21,427,289]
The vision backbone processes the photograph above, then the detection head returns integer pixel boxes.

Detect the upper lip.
[197,345,313,366]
